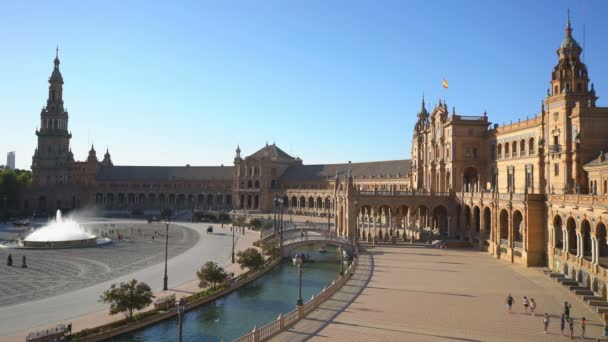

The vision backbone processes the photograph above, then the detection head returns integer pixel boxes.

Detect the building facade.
[21,16,608,293]
[6,152,15,170]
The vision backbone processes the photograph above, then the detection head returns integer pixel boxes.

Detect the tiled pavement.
[0,223,197,306]
[271,244,607,342]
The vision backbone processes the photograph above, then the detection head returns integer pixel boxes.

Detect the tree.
[197,261,227,289]
[98,279,154,320]
[234,216,246,229]
[249,218,262,230]
[237,248,265,271]
[0,169,31,217]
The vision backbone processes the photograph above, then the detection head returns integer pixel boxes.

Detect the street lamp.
[177,297,186,342]
[231,220,236,263]
[163,217,171,291]
[273,195,278,235]
[340,246,344,276]
[354,199,359,245]
[295,255,303,306]
[217,192,223,228]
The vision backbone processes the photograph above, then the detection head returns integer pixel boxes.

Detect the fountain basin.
[21,237,99,248]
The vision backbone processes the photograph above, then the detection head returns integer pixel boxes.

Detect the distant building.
[6,151,15,170]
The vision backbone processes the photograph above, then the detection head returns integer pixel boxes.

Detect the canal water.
[114,244,343,341]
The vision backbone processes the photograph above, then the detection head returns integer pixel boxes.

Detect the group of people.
[506,295,608,339]
[6,254,27,268]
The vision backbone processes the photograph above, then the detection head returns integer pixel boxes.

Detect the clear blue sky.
[2,0,607,170]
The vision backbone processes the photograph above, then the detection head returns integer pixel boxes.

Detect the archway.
[597,222,608,266]
[432,205,448,237]
[483,207,491,241]
[581,220,592,260]
[464,205,471,238]
[473,206,481,237]
[553,215,563,249]
[567,217,577,255]
[499,209,508,244]
[513,210,523,247]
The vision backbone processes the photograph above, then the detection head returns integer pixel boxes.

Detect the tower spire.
[566,9,572,38]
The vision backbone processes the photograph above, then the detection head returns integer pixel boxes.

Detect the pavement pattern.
[0,222,197,306]
[271,244,608,342]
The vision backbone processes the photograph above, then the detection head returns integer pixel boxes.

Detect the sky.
[1,0,607,170]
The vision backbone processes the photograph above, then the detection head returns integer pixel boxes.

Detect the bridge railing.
[233,250,358,342]
[358,191,451,197]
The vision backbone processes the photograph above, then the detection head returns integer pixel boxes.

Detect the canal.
[114,244,343,341]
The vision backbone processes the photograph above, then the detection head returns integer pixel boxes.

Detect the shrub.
[98,279,154,320]
[236,248,265,271]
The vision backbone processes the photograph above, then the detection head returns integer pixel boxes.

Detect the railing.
[233,253,359,342]
[549,144,562,154]
[513,241,523,249]
[549,194,608,208]
[26,324,66,342]
[500,239,509,246]
[358,191,451,197]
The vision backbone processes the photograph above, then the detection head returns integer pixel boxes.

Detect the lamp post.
[276,198,284,249]
[295,255,303,306]
[177,297,186,342]
[340,246,344,276]
[163,217,170,291]
[217,192,223,228]
[273,196,278,235]
[231,220,236,263]
[354,199,358,245]
[327,208,331,238]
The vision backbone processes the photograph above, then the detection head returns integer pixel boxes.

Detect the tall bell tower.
[544,13,598,194]
[31,48,73,186]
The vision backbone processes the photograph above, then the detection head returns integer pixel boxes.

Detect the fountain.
[21,210,107,248]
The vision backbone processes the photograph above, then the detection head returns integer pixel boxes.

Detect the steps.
[547,271,608,319]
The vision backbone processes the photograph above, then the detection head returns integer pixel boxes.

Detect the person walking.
[543,313,550,334]
[560,314,566,336]
[523,296,530,314]
[603,321,608,341]
[506,294,514,314]
[581,317,586,338]
[564,301,572,319]
[530,298,536,316]
[569,318,574,339]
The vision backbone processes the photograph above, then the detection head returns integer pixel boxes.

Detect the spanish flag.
[442,78,449,89]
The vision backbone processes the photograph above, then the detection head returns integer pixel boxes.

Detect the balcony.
[549,144,562,154]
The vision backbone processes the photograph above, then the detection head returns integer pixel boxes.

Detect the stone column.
[562,228,568,253]
[576,233,583,258]
[592,238,599,265]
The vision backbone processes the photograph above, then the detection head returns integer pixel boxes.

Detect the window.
[473,148,478,159]
[512,141,517,157]
[554,85,558,94]
[529,138,535,155]
[554,163,559,176]
[520,140,526,156]
[553,136,559,145]
[505,143,510,157]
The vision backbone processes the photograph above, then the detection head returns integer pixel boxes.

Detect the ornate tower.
[544,13,597,193]
[31,48,73,186]
[411,96,429,191]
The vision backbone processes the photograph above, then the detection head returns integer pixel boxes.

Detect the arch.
[38,196,47,211]
[528,137,535,155]
[567,217,577,255]
[581,220,592,260]
[414,204,429,228]
[473,206,481,234]
[483,207,491,240]
[499,209,509,244]
[324,197,331,210]
[291,196,297,208]
[432,205,448,237]
[299,196,306,208]
[128,193,136,206]
[187,194,195,208]
[464,205,471,237]
[206,194,213,206]
[254,180,260,188]
[159,194,166,207]
[512,141,518,157]
[497,143,503,158]
[197,194,204,207]
[254,194,259,209]
[316,197,323,209]
[308,197,314,208]
[148,193,156,208]
[512,210,523,246]
[106,193,115,209]
[117,193,125,207]
[505,142,510,157]
[553,215,563,249]
[282,196,289,208]
[597,222,608,265]
[520,139,526,156]
[177,194,186,208]
[168,193,176,206]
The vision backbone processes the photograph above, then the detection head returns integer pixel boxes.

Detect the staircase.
[547,272,608,315]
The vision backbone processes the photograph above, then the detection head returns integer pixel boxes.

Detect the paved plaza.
[272,244,607,341]
[0,221,197,306]
[0,219,256,340]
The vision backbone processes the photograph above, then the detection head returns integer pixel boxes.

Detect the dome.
[560,35,580,50]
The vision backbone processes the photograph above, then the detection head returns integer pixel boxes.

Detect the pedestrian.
[530,298,536,316]
[564,301,572,319]
[523,296,530,314]
[581,316,586,338]
[569,318,574,339]
[21,255,27,268]
[560,313,566,336]
[543,313,550,334]
[603,321,608,341]
[7,254,12,266]
[506,294,514,314]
